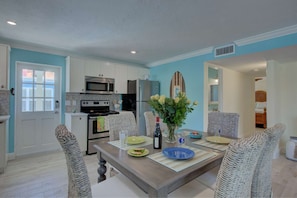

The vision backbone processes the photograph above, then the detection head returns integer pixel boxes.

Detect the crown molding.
[148,25,297,67]
[147,47,213,67]
[234,24,297,46]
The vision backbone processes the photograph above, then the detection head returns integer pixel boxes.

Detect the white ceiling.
[0,0,297,73]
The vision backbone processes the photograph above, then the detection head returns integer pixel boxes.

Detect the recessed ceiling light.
[7,20,16,26]
[130,50,136,54]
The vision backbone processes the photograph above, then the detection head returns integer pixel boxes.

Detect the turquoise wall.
[150,33,297,131]
[9,48,66,153]
[6,32,297,153]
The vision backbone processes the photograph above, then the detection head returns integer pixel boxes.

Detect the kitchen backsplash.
[65,93,121,113]
[0,90,10,115]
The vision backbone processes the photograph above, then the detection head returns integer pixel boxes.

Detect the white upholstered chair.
[170,132,268,198]
[251,123,286,197]
[144,111,168,137]
[55,125,146,198]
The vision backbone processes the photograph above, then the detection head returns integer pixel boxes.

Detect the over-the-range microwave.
[85,76,115,94]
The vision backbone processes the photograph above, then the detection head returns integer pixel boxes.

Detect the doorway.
[208,66,221,112]
[255,77,267,129]
[15,62,61,156]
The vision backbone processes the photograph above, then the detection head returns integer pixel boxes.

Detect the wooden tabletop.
[93,133,225,198]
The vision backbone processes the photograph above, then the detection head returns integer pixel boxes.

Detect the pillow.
[255,102,266,109]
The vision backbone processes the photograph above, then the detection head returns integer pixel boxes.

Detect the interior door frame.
[203,63,223,131]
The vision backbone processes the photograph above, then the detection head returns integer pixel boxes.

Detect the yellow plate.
[126,136,145,145]
[205,136,231,144]
[127,148,149,157]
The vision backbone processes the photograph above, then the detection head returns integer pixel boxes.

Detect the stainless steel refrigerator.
[124,79,160,135]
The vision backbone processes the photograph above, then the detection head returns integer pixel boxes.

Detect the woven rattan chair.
[108,111,138,141]
[55,125,146,198]
[214,132,268,197]
[170,132,268,197]
[196,111,240,189]
[107,112,139,176]
[251,123,286,198]
[144,111,168,137]
[207,112,240,138]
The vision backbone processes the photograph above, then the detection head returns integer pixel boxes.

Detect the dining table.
[93,130,229,198]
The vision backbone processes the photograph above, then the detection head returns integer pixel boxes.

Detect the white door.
[15,62,61,156]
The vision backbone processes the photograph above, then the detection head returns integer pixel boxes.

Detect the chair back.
[251,123,286,198]
[208,112,239,138]
[55,125,92,198]
[215,132,268,198]
[144,111,168,136]
[108,112,138,141]
[144,111,155,136]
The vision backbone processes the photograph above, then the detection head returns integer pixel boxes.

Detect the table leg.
[97,152,107,183]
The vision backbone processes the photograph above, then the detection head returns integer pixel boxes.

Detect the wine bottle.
[153,116,162,149]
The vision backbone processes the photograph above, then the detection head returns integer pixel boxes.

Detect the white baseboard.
[7,152,16,161]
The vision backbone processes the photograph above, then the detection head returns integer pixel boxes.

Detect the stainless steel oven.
[80,100,119,154]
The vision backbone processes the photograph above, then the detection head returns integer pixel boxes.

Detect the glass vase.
[166,123,177,143]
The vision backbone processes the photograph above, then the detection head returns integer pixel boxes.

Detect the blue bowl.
[189,132,202,139]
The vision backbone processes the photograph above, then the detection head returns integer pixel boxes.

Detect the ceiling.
[0,0,297,73]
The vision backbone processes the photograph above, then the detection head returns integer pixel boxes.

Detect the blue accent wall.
[150,33,297,131]
[8,48,66,153]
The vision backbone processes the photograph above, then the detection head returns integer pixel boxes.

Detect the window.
[21,69,55,112]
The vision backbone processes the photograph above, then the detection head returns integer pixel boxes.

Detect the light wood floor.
[0,149,296,198]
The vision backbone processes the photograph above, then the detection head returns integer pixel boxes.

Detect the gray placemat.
[192,139,228,151]
[147,145,217,172]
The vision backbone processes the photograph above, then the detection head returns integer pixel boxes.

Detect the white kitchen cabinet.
[137,67,150,80]
[65,113,88,154]
[84,59,115,78]
[127,65,150,80]
[0,44,10,90]
[65,55,149,93]
[114,63,127,94]
[66,56,85,92]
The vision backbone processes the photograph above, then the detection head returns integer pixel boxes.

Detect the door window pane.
[45,71,55,84]
[34,70,44,83]
[34,84,44,97]
[34,98,44,111]
[22,83,33,97]
[22,69,33,83]
[45,99,54,111]
[45,85,54,97]
[22,98,33,112]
